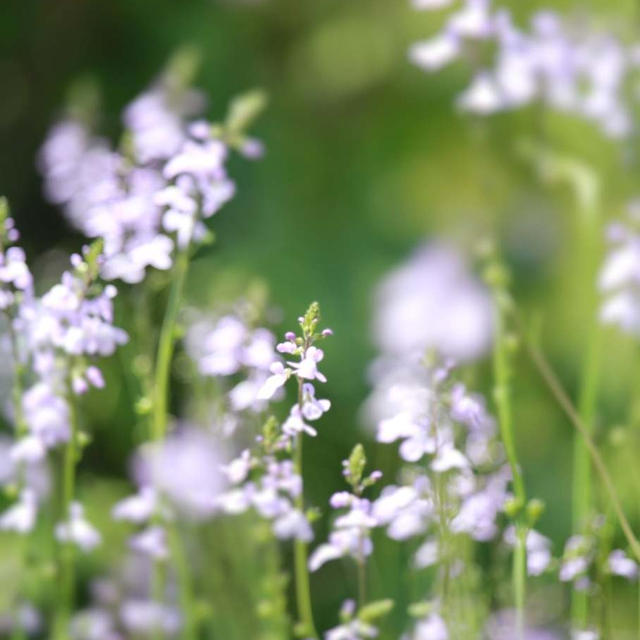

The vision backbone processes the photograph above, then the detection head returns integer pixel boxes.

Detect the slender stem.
[571,206,602,630]
[6,315,28,640]
[492,297,526,640]
[523,334,640,562]
[293,379,318,639]
[167,522,198,640]
[151,249,189,442]
[53,388,79,640]
[513,527,527,639]
[148,248,193,640]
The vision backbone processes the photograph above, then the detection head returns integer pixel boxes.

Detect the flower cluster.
[0,222,125,543]
[309,444,382,572]
[257,301,333,442]
[38,57,263,285]
[599,204,640,336]
[112,427,225,560]
[185,309,278,414]
[410,1,638,137]
[212,303,333,545]
[217,442,313,542]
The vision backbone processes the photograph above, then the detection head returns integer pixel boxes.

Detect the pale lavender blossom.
[504,526,553,576]
[410,2,638,138]
[129,526,168,560]
[608,549,638,579]
[55,502,102,551]
[119,600,180,636]
[559,535,594,585]
[372,243,494,362]
[408,612,448,640]
[185,311,277,412]
[485,610,563,640]
[112,487,158,524]
[216,452,312,542]
[134,427,225,519]
[599,211,640,336]
[70,607,122,640]
[0,489,38,534]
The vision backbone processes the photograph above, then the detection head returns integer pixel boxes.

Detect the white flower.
[129,525,168,560]
[608,549,638,579]
[55,502,101,551]
[289,346,327,382]
[409,34,460,71]
[112,487,157,524]
[257,362,289,400]
[0,490,37,534]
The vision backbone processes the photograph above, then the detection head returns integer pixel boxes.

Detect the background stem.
[571,202,602,630]
[492,290,527,640]
[152,249,189,443]
[53,388,78,640]
[293,379,318,639]
[149,248,195,640]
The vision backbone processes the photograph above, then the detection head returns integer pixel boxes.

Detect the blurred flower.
[599,211,640,336]
[372,243,493,362]
[485,610,563,639]
[608,549,638,580]
[70,608,122,640]
[410,2,637,138]
[119,600,180,636]
[135,427,225,519]
[55,502,101,551]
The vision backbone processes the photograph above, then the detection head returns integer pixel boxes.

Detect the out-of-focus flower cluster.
[38,55,263,285]
[410,0,640,137]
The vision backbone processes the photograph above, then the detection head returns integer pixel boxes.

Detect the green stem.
[571,208,602,630]
[293,380,318,639]
[523,334,640,562]
[148,248,197,640]
[356,554,367,609]
[7,316,28,640]
[53,388,79,640]
[151,249,189,442]
[492,295,526,640]
[167,522,198,640]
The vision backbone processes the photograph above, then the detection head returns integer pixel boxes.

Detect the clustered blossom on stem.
[68,557,181,639]
[0,210,125,542]
[599,203,640,336]
[38,57,262,284]
[309,444,382,572]
[216,435,313,542]
[214,303,333,542]
[558,518,638,595]
[371,359,516,548]
[372,243,494,363]
[256,301,333,443]
[112,426,225,561]
[185,308,279,415]
[410,1,639,137]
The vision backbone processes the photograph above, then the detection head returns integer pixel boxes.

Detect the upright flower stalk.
[484,247,528,640]
[253,301,334,637]
[151,248,190,443]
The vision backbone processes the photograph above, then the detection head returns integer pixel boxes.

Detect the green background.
[3,0,640,636]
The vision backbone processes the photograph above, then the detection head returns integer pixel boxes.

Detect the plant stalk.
[293,379,318,639]
[492,293,526,640]
[53,388,79,640]
[149,248,195,640]
[151,249,189,443]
